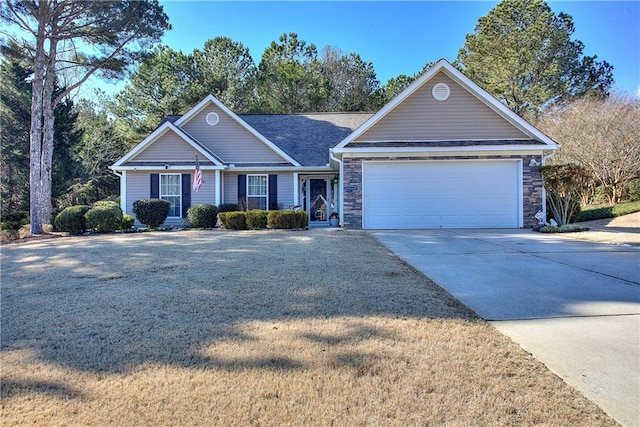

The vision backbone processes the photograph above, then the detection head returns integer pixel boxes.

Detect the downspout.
[110,168,126,213]
[329,149,343,226]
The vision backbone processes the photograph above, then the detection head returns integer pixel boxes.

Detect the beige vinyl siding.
[223,172,239,205]
[125,171,150,217]
[181,104,288,164]
[353,72,529,143]
[130,130,199,162]
[275,173,294,209]
[191,171,217,206]
[222,171,294,209]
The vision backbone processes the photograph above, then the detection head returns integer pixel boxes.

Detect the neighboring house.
[111,59,558,229]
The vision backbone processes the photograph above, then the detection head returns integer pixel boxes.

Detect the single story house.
[111,59,558,229]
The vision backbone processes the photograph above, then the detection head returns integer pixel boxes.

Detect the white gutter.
[332,144,557,155]
[329,149,343,226]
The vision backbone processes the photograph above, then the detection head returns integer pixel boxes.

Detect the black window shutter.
[268,174,278,210]
[238,174,247,204]
[150,174,159,198]
[181,173,191,217]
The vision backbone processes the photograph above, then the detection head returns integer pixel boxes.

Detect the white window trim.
[247,174,268,211]
[160,173,182,218]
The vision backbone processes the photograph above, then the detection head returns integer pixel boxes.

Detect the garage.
[362,160,522,229]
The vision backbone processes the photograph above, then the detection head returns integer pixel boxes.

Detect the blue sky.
[152,1,639,97]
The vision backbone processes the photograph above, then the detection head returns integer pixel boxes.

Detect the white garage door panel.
[363,161,520,229]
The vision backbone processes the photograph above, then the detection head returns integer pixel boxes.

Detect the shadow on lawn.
[1,230,476,376]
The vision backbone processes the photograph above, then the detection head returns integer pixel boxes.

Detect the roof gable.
[175,95,301,166]
[112,122,223,169]
[336,59,558,148]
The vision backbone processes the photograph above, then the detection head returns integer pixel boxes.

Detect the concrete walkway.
[372,229,640,427]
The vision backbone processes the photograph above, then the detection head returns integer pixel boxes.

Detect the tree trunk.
[28,3,50,235]
[39,33,59,228]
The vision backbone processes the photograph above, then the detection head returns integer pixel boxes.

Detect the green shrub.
[217,212,227,227]
[295,210,309,228]
[218,211,247,230]
[132,198,170,229]
[0,221,13,231]
[577,201,640,222]
[538,224,587,233]
[85,201,123,233]
[246,210,268,229]
[54,205,91,234]
[187,204,219,228]
[121,214,135,230]
[625,178,640,202]
[267,210,298,229]
[218,203,239,213]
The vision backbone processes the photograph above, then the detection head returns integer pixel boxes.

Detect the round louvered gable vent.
[206,112,219,126]
[432,83,450,101]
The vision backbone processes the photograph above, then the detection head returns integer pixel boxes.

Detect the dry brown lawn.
[1,229,616,426]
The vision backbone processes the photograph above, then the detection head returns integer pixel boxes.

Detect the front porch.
[297,174,340,227]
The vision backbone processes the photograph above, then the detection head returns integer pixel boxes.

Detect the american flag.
[192,156,202,192]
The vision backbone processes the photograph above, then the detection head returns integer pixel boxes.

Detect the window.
[247,175,268,210]
[160,174,181,217]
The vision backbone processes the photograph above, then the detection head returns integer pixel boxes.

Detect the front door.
[307,177,330,224]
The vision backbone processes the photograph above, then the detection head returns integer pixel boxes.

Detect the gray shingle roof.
[157,112,372,167]
[239,113,373,166]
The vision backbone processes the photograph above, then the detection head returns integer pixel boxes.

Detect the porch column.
[120,171,127,213]
[333,177,339,215]
[215,170,221,205]
[293,173,299,205]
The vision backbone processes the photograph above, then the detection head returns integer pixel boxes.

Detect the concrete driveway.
[372,229,640,427]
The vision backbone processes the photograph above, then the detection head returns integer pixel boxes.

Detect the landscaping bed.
[1,230,616,425]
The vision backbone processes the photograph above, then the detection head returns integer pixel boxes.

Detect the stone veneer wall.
[342,155,543,229]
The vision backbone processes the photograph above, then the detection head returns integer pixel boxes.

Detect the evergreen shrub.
[187,204,219,228]
[132,199,170,229]
[246,210,268,229]
[295,210,309,228]
[54,205,91,234]
[267,210,298,229]
[121,214,135,230]
[218,203,239,213]
[219,211,247,230]
[85,201,123,232]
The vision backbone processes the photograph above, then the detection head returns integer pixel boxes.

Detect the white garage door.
[362,160,522,229]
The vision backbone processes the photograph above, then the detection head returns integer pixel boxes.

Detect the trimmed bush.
[538,224,588,233]
[85,201,123,233]
[187,204,219,228]
[121,214,135,230]
[54,205,91,234]
[218,203,239,213]
[132,198,170,229]
[296,210,309,228]
[267,210,298,229]
[0,221,13,231]
[218,211,247,230]
[577,201,640,222]
[246,210,268,229]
